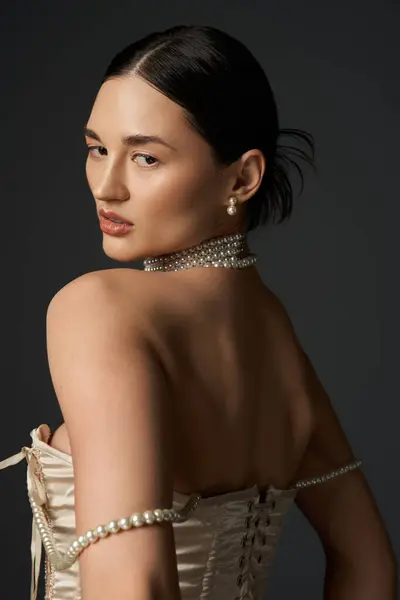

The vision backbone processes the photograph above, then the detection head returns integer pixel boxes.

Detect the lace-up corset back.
[0,424,362,600]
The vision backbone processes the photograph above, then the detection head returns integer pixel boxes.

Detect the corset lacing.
[235,494,278,600]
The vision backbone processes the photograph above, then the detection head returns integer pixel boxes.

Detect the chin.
[101,238,148,263]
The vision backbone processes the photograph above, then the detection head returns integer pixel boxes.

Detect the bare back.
[51,267,313,497]
[147,268,313,496]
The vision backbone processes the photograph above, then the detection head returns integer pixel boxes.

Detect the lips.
[99,208,133,225]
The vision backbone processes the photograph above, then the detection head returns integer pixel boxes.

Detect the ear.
[231,149,266,202]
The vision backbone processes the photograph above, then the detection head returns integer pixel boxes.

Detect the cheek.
[85,159,96,191]
[133,161,220,218]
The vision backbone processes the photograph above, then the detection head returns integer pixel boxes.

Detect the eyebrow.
[83,125,177,151]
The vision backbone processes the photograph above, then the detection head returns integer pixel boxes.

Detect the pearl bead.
[165,509,175,522]
[85,530,98,542]
[106,520,120,534]
[78,535,89,548]
[143,511,156,524]
[153,509,164,523]
[96,525,108,538]
[227,206,237,215]
[118,517,132,530]
[130,513,145,527]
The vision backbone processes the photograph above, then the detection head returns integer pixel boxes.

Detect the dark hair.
[101,25,315,232]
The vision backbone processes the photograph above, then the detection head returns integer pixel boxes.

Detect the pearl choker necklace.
[143,233,258,272]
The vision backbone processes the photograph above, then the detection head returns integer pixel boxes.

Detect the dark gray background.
[0,1,398,598]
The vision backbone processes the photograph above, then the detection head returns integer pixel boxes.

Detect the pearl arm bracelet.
[293,459,362,489]
[28,492,202,572]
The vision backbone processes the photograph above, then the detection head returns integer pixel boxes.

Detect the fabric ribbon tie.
[0,444,47,600]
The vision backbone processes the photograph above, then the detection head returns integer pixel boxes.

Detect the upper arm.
[46,273,180,600]
[293,344,396,574]
[268,290,396,576]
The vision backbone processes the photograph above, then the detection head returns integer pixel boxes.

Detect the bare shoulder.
[48,268,160,329]
[49,268,153,302]
[262,285,299,333]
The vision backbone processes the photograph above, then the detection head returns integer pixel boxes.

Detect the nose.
[90,161,130,203]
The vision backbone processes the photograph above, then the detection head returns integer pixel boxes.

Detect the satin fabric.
[1,424,298,600]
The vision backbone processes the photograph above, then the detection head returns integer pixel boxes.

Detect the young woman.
[1,24,396,600]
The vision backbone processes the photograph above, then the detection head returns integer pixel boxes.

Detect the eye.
[87,145,107,158]
[133,153,159,168]
[86,146,159,168]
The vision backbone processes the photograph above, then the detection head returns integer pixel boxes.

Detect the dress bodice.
[0,424,362,600]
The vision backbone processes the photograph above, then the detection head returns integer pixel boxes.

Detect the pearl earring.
[227,196,237,216]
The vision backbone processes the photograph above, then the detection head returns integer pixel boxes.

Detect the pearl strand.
[66,508,180,565]
[143,232,258,272]
[294,459,362,490]
[28,492,201,571]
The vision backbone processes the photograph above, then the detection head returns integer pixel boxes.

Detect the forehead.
[88,75,189,141]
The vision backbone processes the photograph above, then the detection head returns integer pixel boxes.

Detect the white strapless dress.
[0,424,361,600]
